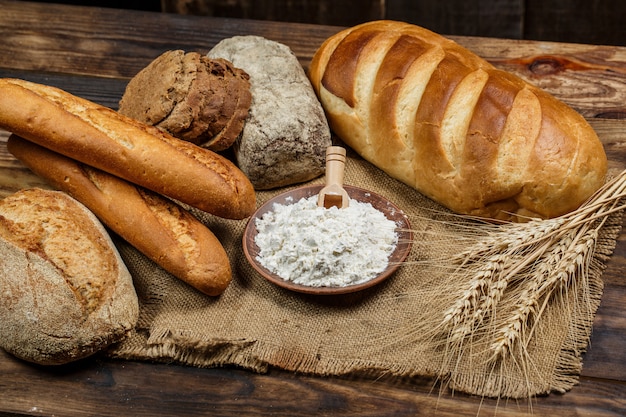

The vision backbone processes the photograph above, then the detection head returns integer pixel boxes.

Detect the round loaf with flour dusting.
[208,36,332,190]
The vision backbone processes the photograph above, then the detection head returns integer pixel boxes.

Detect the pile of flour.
[254,195,398,287]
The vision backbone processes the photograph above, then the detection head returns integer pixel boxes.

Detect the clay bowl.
[242,184,413,295]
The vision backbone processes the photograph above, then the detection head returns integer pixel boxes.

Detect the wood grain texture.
[386,0,525,39]
[0,2,625,415]
[0,348,625,417]
[159,0,625,46]
[525,0,626,46]
[161,0,385,26]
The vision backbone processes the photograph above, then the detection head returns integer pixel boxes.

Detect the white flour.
[254,195,398,287]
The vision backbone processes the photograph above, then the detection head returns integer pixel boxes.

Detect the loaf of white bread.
[0,78,256,220]
[8,135,232,296]
[309,20,607,220]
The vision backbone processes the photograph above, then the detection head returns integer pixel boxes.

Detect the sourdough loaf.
[0,78,256,220]
[8,135,232,296]
[308,20,607,220]
[0,189,138,365]
[208,36,332,190]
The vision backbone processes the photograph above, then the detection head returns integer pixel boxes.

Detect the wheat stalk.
[441,220,564,342]
[441,169,626,362]
[489,226,597,361]
[441,253,508,341]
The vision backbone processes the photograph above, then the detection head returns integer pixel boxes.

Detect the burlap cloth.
[109,155,623,399]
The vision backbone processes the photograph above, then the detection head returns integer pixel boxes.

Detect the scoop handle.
[325,146,346,187]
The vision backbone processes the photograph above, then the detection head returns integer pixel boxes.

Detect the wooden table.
[1,2,625,415]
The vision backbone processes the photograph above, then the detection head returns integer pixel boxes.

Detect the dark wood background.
[25,0,626,46]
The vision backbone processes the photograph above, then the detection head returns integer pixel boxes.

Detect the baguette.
[8,135,232,296]
[0,78,256,220]
[309,20,607,220]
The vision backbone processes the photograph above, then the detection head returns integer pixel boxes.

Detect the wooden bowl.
[242,185,413,295]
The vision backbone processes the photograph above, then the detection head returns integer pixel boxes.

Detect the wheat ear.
[441,253,508,341]
[441,222,561,342]
[486,170,626,361]
[488,227,597,360]
[443,169,626,358]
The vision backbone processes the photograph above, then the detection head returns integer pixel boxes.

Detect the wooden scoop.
[317,146,349,209]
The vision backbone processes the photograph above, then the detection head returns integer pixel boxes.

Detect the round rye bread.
[118,50,251,151]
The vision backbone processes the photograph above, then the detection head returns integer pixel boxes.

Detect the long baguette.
[0,78,256,220]
[8,135,232,296]
[309,21,607,221]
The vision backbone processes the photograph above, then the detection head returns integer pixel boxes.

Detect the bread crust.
[309,21,607,220]
[208,36,332,190]
[118,51,251,151]
[0,78,256,219]
[8,135,232,296]
[0,188,138,365]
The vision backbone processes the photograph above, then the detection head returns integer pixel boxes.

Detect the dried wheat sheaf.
[355,169,625,399]
[431,169,626,397]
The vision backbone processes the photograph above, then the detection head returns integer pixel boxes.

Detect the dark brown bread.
[0,188,138,365]
[309,20,607,220]
[8,135,233,296]
[118,50,252,151]
[0,78,256,220]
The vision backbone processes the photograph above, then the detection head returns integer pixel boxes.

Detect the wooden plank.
[26,0,160,10]
[525,0,626,46]
[0,348,625,417]
[29,0,626,46]
[357,0,526,39]
[0,2,344,78]
[161,0,385,25]
[162,0,525,39]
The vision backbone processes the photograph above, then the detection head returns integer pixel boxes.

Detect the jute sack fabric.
[109,154,623,399]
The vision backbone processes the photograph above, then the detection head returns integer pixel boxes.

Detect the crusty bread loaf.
[0,78,256,220]
[208,36,332,190]
[309,20,607,220]
[118,50,251,151]
[0,188,138,365]
[8,135,232,296]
